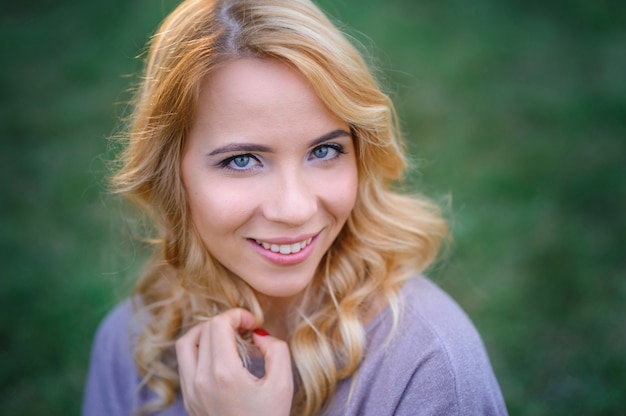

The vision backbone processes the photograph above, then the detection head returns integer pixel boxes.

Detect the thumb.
[253,329,294,388]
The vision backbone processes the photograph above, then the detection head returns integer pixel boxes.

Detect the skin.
[176,309,293,416]
[176,58,358,415]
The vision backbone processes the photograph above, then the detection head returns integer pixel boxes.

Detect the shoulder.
[82,300,183,414]
[326,276,507,416]
[397,276,506,413]
[82,300,187,416]
[82,300,140,415]
[392,276,507,415]
[399,275,488,361]
[93,299,136,351]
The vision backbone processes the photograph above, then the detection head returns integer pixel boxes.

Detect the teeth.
[255,237,313,255]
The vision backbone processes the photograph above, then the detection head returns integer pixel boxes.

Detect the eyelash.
[217,154,262,171]
[217,143,347,172]
[310,143,347,161]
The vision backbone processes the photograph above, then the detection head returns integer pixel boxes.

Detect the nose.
[262,168,318,226]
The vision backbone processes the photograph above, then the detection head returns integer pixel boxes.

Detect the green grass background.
[1,0,625,414]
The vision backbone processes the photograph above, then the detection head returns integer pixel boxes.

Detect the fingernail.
[254,328,270,336]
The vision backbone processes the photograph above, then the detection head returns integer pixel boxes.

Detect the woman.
[83,0,507,415]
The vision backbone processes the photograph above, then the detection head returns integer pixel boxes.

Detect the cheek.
[185,179,256,237]
[326,165,359,219]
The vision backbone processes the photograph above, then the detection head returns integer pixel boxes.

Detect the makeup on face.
[181,58,358,303]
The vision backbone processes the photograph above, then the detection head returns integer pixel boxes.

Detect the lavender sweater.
[82,276,508,415]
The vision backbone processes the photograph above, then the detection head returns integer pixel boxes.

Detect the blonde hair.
[111,0,448,414]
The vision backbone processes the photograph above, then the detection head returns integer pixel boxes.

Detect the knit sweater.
[82,275,508,415]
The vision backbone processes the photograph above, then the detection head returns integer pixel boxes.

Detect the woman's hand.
[175,308,294,416]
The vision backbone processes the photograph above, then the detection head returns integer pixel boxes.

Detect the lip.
[252,232,318,245]
[248,232,319,266]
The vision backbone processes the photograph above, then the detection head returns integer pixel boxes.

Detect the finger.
[219,307,260,331]
[176,323,203,364]
[175,324,204,401]
[196,309,260,376]
[253,329,294,391]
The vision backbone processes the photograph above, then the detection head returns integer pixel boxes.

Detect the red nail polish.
[254,328,270,336]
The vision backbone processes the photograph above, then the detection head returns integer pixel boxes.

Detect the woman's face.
[182,58,358,304]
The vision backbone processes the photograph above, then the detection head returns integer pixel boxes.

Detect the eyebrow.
[208,143,270,156]
[207,129,351,156]
[308,129,351,147]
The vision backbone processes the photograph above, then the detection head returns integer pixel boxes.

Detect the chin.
[248,274,315,301]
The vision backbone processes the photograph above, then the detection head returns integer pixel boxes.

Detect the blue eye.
[313,146,330,159]
[233,155,251,167]
[220,154,262,171]
[310,144,345,161]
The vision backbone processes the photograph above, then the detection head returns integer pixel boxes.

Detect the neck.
[256,293,302,341]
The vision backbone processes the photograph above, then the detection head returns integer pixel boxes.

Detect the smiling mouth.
[254,237,313,255]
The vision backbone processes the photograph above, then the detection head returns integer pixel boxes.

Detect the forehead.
[190,58,348,144]
[203,58,313,102]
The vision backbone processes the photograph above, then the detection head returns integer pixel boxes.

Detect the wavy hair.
[111,0,448,414]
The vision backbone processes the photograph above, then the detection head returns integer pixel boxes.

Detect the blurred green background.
[1,0,625,414]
